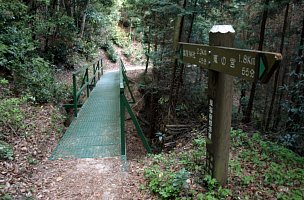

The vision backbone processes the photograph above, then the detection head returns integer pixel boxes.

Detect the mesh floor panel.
[50,71,121,160]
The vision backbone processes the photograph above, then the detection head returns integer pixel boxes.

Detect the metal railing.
[120,59,135,103]
[64,58,103,117]
[119,59,152,155]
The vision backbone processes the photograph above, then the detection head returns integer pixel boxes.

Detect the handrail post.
[93,63,96,86]
[122,94,152,153]
[97,60,100,80]
[119,59,151,154]
[86,68,90,98]
[73,74,78,117]
[101,58,104,75]
[120,89,126,156]
[65,58,104,117]
[121,60,135,103]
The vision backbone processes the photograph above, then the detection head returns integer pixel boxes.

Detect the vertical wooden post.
[206,25,235,186]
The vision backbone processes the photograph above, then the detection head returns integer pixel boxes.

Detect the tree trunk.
[56,0,60,12]
[261,85,269,130]
[80,0,90,38]
[160,32,165,62]
[295,16,304,75]
[74,0,78,27]
[65,0,73,17]
[175,0,198,103]
[145,26,151,74]
[168,0,186,120]
[265,3,289,130]
[153,12,158,53]
[273,4,295,129]
[243,0,270,123]
[187,0,198,43]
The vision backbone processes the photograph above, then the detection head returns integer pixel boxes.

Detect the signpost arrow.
[179,42,282,83]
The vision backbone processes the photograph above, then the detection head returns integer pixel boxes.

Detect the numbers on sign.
[239,54,256,66]
[242,67,246,76]
[246,68,249,76]
[196,48,207,56]
[250,69,255,78]
[242,67,255,78]
[199,58,207,65]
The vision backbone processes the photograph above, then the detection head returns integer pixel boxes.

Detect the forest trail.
[32,51,149,199]
[33,157,125,199]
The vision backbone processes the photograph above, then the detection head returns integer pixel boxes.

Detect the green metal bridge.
[50,59,151,160]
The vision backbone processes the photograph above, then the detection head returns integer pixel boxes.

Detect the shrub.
[16,57,55,103]
[0,97,25,133]
[0,141,14,160]
[106,41,118,63]
[111,26,129,48]
[0,78,10,98]
[144,165,190,199]
[53,81,73,104]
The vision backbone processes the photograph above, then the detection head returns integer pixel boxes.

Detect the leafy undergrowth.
[0,79,67,199]
[142,129,304,199]
[0,101,66,199]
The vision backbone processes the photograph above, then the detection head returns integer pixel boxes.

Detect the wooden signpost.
[179,25,282,186]
[179,42,282,83]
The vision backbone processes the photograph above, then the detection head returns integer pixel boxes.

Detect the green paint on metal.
[122,95,152,154]
[121,155,128,172]
[50,71,121,160]
[51,59,151,160]
[120,90,126,156]
[259,56,266,79]
[120,59,135,103]
[119,60,151,154]
[65,59,102,117]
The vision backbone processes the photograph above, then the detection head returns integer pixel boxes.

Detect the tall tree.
[265,2,290,130]
[80,0,90,38]
[295,16,304,75]
[167,0,186,121]
[243,0,270,123]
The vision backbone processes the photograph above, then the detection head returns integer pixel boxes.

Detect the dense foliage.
[143,129,304,199]
[122,0,304,154]
[0,0,125,103]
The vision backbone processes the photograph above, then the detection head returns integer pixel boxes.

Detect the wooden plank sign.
[179,42,282,83]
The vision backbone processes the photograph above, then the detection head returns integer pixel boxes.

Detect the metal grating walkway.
[50,71,121,160]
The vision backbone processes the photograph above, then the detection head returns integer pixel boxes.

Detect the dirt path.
[33,158,123,199]
[31,51,152,200]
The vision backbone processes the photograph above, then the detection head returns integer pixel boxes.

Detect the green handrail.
[119,60,152,155]
[64,58,104,117]
[120,59,135,103]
